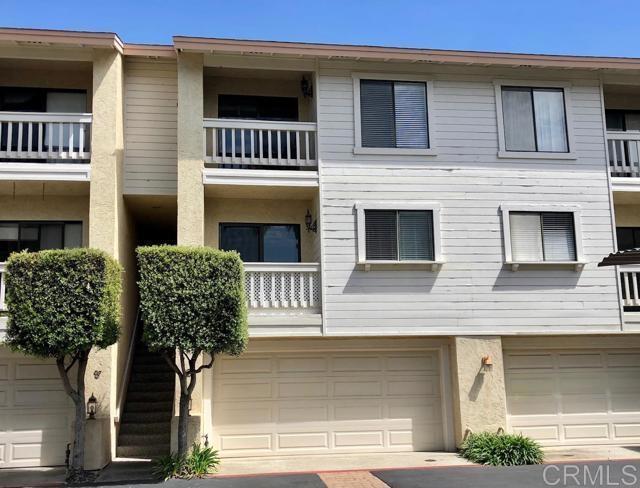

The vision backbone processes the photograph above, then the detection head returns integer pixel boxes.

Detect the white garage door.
[505,349,640,446]
[212,346,445,457]
[0,351,72,468]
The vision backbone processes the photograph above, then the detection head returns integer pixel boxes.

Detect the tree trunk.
[71,352,88,473]
[177,389,191,457]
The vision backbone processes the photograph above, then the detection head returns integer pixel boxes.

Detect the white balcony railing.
[244,263,320,311]
[620,265,640,308]
[608,131,640,178]
[0,112,92,161]
[0,262,6,311]
[203,118,317,168]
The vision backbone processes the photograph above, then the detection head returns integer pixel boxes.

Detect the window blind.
[360,80,428,149]
[365,209,434,261]
[509,211,576,262]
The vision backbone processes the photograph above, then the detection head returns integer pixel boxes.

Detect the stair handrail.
[115,307,141,425]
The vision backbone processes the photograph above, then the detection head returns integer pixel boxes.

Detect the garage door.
[0,351,72,467]
[212,347,444,457]
[505,349,640,446]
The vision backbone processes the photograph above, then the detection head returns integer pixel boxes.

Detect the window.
[606,110,640,132]
[507,211,577,262]
[356,203,441,265]
[617,227,640,251]
[219,223,300,263]
[353,74,434,155]
[0,221,82,262]
[501,87,568,153]
[218,95,298,122]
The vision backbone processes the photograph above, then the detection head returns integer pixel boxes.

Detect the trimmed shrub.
[5,248,122,477]
[459,432,544,466]
[137,246,247,456]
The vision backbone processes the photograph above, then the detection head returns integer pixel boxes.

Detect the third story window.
[365,210,434,261]
[360,80,429,149]
[502,87,568,153]
[509,212,576,262]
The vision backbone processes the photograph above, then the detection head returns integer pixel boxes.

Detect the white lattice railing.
[203,118,317,168]
[608,132,640,178]
[620,265,640,308]
[244,263,320,311]
[0,262,6,311]
[0,112,92,161]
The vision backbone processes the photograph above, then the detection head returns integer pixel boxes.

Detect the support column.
[450,336,507,446]
[87,47,124,469]
[177,52,204,246]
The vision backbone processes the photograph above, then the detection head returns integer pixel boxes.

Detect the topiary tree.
[136,246,248,457]
[4,248,121,478]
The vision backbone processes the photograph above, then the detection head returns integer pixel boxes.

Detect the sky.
[2,0,640,58]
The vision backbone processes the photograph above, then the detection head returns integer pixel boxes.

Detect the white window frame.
[494,80,577,160]
[352,73,437,156]
[500,203,585,271]
[355,201,443,270]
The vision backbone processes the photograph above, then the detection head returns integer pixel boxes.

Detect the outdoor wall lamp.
[481,355,493,373]
[305,209,318,233]
[87,393,97,420]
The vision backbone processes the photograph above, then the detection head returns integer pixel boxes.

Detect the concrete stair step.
[131,363,170,374]
[126,389,174,402]
[125,380,175,393]
[119,432,171,447]
[130,371,174,383]
[116,444,169,459]
[125,400,173,413]
[119,421,171,436]
[122,410,172,423]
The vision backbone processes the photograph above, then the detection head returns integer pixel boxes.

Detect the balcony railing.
[0,262,6,312]
[203,118,317,168]
[608,131,640,178]
[620,265,640,309]
[244,263,320,312]
[0,112,92,161]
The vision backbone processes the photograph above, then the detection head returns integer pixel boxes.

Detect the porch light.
[305,209,318,234]
[87,393,97,420]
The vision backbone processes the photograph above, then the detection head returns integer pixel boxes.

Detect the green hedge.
[459,432,544,466]
[136,246,247,356]
[5,248,122,357]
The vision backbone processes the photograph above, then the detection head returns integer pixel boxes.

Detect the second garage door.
[212,345,445,457]
[505,349,640,446]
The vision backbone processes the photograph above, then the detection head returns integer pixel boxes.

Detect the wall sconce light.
[301,76,313,98]
[87,393,97,420]
[481,355,493,373]
[305,209,318,233]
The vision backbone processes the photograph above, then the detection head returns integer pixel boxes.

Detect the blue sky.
[2,0,639,57]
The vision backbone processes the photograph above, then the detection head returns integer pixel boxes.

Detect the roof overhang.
[173,36,640,71]
[599,249,640,267]
[0,27,123,53]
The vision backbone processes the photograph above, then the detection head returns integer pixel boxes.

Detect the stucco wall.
[204,197,319,262]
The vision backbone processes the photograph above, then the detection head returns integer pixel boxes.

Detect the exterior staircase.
[116,341,175,458]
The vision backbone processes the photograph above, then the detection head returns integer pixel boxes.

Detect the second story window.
[509,212,576,262]
[220,223,300,263]
[0,221,82,262]
[501,86,568,153]
[353,75,434,155]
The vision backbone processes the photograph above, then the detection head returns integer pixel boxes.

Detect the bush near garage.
[459,431,544,466]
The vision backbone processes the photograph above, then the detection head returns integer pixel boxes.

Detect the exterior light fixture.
[301,76,313,98]
[481,355,493,372]
[305,209,318,233]
[87,393,97,420]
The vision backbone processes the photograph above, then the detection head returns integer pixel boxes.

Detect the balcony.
[244,262,322,335]
[0,112,92,181]
[202,118,318,188]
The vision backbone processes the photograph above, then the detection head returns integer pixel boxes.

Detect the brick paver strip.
[318,471,390,488]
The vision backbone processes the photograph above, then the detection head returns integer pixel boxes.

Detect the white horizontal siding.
[317,61,620,335]
[124,59,177,195]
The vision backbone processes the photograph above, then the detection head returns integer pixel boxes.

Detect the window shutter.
[365,210,398,260]
[360,80,395,148]
[394,82,428,149]
[502,88,536,151]
[398,210,434,260]
[542,212,576,261]
[509,212,543,261]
